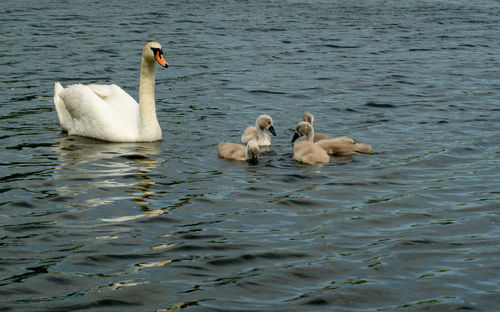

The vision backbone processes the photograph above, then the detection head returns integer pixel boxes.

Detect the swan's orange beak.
[155,50,168,68]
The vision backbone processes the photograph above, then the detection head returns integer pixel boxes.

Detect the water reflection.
[52,135,162,217]
[53,135,162,164]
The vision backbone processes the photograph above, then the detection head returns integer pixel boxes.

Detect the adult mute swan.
[291,122,330,165]
[218,139,260,161]
[241,114,277,146]
[53,41,168,142]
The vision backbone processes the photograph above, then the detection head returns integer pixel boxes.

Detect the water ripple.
[1,0,499,311]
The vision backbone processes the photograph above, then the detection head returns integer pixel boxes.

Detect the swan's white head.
[143,41,168,68]
[302,112,314,125]
[246,139,260,161]
[256,114,276,136]
[292,121,313,142]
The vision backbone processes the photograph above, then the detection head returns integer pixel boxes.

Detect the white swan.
[291,122,330,165]
[53,42,168,142]
[218,140,260,161]
[241,114,277,146]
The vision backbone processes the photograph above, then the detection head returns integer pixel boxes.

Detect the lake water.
[1,0,499,311]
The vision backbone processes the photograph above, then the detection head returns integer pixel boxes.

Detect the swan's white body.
[53,42,168,142]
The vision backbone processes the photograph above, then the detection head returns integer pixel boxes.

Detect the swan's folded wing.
[54,82,72,131]
[59,84,139,141]
[88,84,138,113]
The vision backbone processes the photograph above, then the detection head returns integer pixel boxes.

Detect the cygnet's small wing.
[241,126,257,144]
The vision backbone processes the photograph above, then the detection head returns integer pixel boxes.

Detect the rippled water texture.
[1,0,499,311]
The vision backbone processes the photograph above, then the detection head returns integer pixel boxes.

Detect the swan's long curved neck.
[305,128,315,143]
[138,57,160,136]
[256,121,268,141]
[257,126,267,141]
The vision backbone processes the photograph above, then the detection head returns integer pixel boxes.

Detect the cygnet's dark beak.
[268,126,277,136]
[291,132,300,143]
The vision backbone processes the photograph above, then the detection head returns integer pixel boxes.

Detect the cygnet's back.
[302,112,330,142]
[316,137,372,155]
[219,140,259,161]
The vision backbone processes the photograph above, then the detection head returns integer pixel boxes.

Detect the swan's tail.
[53,82,70,131]
[354,143,372,154]
[54,82,63,107]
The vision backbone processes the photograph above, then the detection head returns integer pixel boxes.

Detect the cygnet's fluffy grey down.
[302,112,372,155]
[316,136,372,155]
[302,112,331,142]
[241,114,277,146]
[218,139,260,161]
[291,122,330,165]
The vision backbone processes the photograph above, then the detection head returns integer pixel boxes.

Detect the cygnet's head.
[143,41,168,68]
[292,121,313,142]
[302,112,314,124]
[246,140,260,161]
[256,114,277,136]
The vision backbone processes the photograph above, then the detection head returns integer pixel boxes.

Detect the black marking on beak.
[151,47,168,68]
[268,126,277,136]
[292,132,300,143]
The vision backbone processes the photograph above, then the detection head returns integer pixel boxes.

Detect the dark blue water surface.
[1,0,499,311]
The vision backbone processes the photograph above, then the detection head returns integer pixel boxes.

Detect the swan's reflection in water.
[52,135,163,221]
[53,135,162,164]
